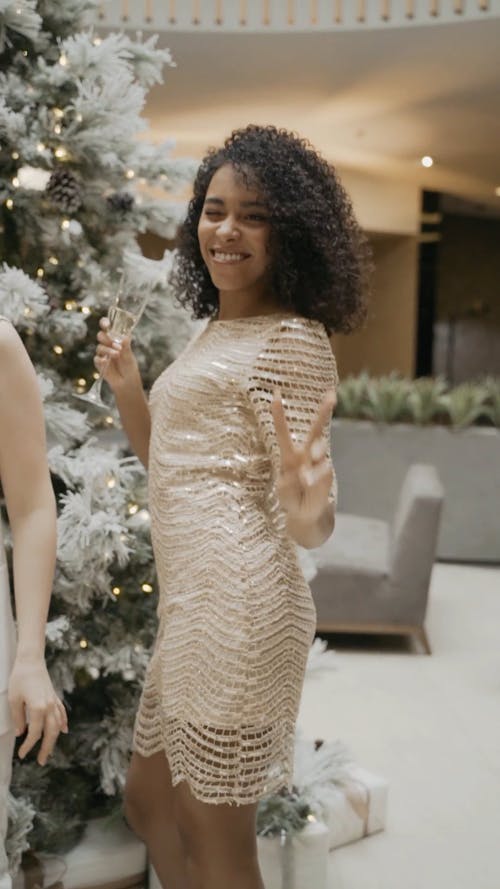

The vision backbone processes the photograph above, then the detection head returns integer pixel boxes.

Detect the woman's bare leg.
[173,780,265,889]
[124,751,192,889]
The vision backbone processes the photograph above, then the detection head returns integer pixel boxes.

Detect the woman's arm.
[0,322,67,764]
[95,319,151,468]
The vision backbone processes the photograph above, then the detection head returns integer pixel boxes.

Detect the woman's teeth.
[212,251,248,263]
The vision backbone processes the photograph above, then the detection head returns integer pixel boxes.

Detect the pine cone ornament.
[46,169,82,213]
[106,191,135,213]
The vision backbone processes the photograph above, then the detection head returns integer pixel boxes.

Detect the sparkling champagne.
[108,306,136,342]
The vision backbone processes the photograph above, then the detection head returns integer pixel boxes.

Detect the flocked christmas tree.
[0,0,196,870]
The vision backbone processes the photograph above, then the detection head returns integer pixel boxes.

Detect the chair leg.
[415,627,432,655]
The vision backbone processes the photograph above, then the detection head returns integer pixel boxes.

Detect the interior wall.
[433,213,500,382]
[332,234,419,379]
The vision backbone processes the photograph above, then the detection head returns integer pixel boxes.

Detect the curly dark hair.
[171,125,370,334]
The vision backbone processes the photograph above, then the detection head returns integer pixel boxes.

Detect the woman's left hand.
[271,388,336,524]
[8,658,68,766]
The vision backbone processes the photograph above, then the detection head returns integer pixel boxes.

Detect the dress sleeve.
[246,318,339,507]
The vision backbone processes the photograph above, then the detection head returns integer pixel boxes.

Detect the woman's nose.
[217,216,239,238]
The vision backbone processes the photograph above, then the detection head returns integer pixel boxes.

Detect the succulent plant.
[334,374,500,429]
[445,383,490,429]
[407,376,449,425]
[481,376,500,427]
[336,372,370,420]
[363,372,412,423]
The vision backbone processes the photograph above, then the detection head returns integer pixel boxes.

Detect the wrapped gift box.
[309,764,388,851]
[12,819,146,889]
[257,819,328,889]
[150,820,329,889]
[293,737,388,851]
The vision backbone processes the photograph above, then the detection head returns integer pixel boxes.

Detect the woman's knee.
[123,770,147,839]
[173,783,259,869]
[123,751,173,840]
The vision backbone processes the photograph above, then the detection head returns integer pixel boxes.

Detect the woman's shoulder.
[263,314,336,362]
[0,317,21,354]
[249,313,338,385]
[0,321,36,391]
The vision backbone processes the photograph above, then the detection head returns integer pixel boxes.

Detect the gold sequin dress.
[133,314,338,804]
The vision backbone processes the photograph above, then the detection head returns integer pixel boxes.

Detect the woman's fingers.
[57,699,69,733]
[310,437,327,463]
[299,460,332,488]
[271,389,296,466]
[18,708,44,759]
[18,699,67,763]
[305,389,336,452]
[37,709,62,766]
[9,698,26,738]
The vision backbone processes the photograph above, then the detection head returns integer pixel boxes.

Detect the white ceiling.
[140,17,500,213]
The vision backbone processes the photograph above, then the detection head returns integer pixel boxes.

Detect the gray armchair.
[310,464,444,654]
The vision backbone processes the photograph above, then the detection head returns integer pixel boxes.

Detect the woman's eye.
[204,210,222,217]
[246,214,268,222]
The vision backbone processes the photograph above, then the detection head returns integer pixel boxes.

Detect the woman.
[96,125,368,889]
[0,317,68,889]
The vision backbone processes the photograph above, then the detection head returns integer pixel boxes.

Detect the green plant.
[445,383,490,429]
[335,372,370,419]
[363,372,412,423]
[407,376,449,425]
[256,787,311,838]
[481,376,500,426]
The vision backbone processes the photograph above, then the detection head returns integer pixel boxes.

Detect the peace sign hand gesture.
[271,388,337,529]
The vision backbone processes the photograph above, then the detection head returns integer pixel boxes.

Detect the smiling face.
[197,163,275,315]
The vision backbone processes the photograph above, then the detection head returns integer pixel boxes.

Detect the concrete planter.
[331,419,500,563]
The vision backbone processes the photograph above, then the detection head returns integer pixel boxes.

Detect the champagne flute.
[75,273,147,409]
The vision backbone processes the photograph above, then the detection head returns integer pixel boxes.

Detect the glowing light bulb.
[5,199,13,210]
[81,305,91,315]
[11,177,19,187]
[76,113,83,123]
[59,53,68,67]
[54,123,62,135]
[23,307,32,317]
[421,156,434,168]
[48,256,59,265]
[54,146,68,160]
[11,151,19,160]
[93,37,102,46]
[112,587,121,596]
[53,108,64,118]
[61,218,70,230]
[36,267,44,277]
[107,477,116,488]
[79,639,88,649]
[36,142,45,152]
[128,503,139,515]
[53,345,63,355]
[125,169,135,179]
[65,299,76,310]
[77,377,86,387]
[141,583,153,594]
[105,415,114,426]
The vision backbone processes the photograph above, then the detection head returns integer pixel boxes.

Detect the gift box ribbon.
[343,779,371,836]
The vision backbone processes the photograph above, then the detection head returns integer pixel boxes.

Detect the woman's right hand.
[95,317,140,394]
